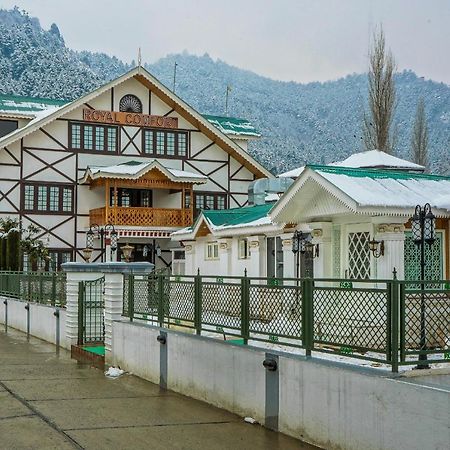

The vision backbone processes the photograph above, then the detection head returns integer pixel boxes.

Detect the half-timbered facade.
[0,67,271,269]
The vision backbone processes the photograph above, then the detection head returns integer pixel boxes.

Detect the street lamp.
[121,244,134,262]
[292,230,319,279]
[411,203,436,369]
[85,223,118,263]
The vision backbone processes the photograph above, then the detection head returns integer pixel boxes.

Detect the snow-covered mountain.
[1,7,449,174]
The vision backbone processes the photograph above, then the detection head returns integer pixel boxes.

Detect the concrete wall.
[0,296,67,349]
[112,320,450,450]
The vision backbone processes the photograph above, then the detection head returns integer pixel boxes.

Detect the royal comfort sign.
[83,109,178,129]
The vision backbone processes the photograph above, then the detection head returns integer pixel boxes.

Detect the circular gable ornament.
[119,94,142,113]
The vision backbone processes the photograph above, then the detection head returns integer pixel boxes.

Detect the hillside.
[0,8,449,174]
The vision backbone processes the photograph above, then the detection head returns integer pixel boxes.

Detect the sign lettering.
[83,108,178,129]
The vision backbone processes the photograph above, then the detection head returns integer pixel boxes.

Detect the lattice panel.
[166,281,195,324]
[404,232,443,284]
[248,284,302,338]
[105,207,192,227]
[403,290,450,350]
[19,272,66,306]
[313,287,387,350]
[201,283,242,331]
[348,232,371,279]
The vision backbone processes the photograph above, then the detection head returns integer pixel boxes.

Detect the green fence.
[0,270,66,307]
[123,274,450,372]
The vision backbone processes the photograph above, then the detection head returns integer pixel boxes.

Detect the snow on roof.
[79,160,208,184]
[278,166,305,178]
[313,165,449,210]
[203,115,261,138]
[0,94,68,115]
[329,150,425,171]
[171,203,277,239]
[277,150,424,178]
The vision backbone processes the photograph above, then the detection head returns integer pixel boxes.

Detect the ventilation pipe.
[248,177,294,206]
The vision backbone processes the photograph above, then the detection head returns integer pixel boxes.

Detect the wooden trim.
[121,126,141,153]
[0,181,20,212]
[163,108,175,117]
[3,146,21,165]
[39,127,68,150]
[190,141,215,159]
[23,149,76,183]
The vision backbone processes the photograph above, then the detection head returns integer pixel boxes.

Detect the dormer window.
[119,94,142,113]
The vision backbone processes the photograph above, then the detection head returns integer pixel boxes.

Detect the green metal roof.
[0,94,68,114]
[309,164,450,182]
[202,203,272,227]
[203,114,260,137]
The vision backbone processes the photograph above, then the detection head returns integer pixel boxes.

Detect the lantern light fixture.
[121,244,134,262]
[368,238,385,258]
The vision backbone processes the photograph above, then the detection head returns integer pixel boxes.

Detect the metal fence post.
[390,278,399,373]
[3,299,7,332]
[302,278,313,356]
[157,274,164,327]
[51,272,57,306]
[194,272,202,335]
[128,274,134,322]
[77,281,84,345]
[241,271,250,344]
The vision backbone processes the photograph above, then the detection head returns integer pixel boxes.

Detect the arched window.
[119,94,142,113]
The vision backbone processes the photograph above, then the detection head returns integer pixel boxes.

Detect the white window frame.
[205,242,219,260]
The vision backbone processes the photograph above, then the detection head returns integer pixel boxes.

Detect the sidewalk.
[0,329,314,450]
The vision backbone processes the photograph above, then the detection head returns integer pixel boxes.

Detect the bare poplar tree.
[363,27,397,154]
[411,97,429,169]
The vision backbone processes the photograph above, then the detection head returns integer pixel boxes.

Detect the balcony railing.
[89,206,193,228]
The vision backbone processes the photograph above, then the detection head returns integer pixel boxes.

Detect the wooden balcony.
[89,206,193,228]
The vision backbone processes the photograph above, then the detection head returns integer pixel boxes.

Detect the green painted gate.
[404,231,443,283]
[78,277,105,345]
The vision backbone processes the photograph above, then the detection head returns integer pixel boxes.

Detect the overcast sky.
[2,0,450,84]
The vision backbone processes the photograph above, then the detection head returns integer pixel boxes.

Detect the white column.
[309,223,332,278]
[104,272,124,362]
[281,233,295,279]
[374,223,406,280]
[65,271,102,348]
[218,238,232,275]
[183,241,196,275]
[248,236,265,278]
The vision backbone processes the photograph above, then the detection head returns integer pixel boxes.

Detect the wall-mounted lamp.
[121,244,134,262]
[368,238,384,258]
[305,242,320,258]
[82,247,93,263]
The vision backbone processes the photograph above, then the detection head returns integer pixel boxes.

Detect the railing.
[123,274,450,372]
[89,206,193,228]
[0,271,66,307]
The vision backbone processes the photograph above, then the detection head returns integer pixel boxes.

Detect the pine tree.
[363,27,397,154]
[411,98,429,169]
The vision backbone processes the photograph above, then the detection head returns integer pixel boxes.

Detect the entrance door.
[345,224,372,280]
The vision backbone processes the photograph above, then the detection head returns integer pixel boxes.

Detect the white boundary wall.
[0,296,68,349]
[113,320,450,450]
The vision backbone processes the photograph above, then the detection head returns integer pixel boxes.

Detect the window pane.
[84,125,93,150]
[156,131,165,155]
[144,130,154,154]
[62,188,72,212]
[166,132,175,156]
[49,186,59,211]
[24,185,34,210]
[107,127,117,152]
[195,195,204,210]
[217,196,225,210]
[178,133,187,156]
[71,124,81,149]
[37,186,47,211]
[95,127,104,151]
[121,190,130,207]
[184,192,191,209]
[206,195,215,210]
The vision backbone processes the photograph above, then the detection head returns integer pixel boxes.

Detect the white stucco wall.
[112,320,450,450]
[0,297,67,349]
